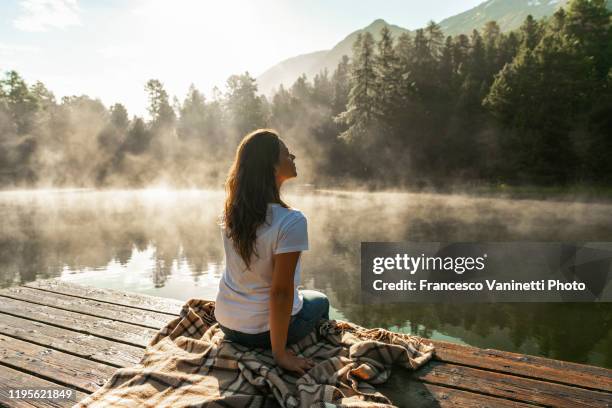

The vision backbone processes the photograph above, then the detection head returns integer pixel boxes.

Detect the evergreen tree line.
[330,0,611,186]
[0,73,267,187]
[0,0,610,189]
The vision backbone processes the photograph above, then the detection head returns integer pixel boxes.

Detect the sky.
[0,0,484,117]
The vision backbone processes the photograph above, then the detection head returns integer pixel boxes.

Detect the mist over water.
[0,188,611,369]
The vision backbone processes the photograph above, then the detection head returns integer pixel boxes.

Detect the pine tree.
[468,30,487,83]
[271,84,296,129]
[97,103,128,153]
[458,30,487,113]
[291,74,312,105]
[565,0,612,81]
[484,16,581,185]
[439,36,455,91]
[452,34,471,78]
[564,0,612,181]
[425,21,444,59]
[123,116,150,155]
[394,32,416,106]
[177,84,207,142]
[225,72,266,137]
[497,31,520,68]
[285,74,314,129]
[335,32,378,143]
[30,81,56,112]
[0,71,38,135]
[312,69,333,106]
[585,73,612,183]
[483,21,502,77]
[331,55,351,115]
[145,79,176,126]
[519,15,542,51]
[437,35,458,129]
[204,86,226,156]
[374,26,402,133]
[110,103,129,130]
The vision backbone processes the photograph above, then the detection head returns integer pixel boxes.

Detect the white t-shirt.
[214,203,308,334]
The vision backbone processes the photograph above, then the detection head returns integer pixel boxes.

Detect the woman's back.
[214,203,308,334]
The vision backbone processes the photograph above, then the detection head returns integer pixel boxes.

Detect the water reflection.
[0,189,610,368]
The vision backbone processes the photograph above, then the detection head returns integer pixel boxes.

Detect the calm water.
[1,188,611,369]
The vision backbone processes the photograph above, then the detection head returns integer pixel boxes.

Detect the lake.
[1,188,610,369]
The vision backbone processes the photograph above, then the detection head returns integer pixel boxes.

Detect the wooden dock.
[0,279,610,407]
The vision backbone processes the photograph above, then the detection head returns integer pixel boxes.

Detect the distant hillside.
[257,19,409,96]
[439,0,569,36]
[255,50,328,97]
[256,0,608,96]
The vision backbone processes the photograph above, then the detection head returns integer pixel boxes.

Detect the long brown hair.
[222,129,288,269]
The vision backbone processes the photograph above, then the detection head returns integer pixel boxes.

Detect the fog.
[2,2,611,191]
[1,188,611,368]
[1,2,611,371]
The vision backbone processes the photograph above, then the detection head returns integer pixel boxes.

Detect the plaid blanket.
[74,299,434,407]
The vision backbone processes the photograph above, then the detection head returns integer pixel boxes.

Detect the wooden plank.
[0,297,156,348]
[13,279,612,404]
[0,364,88,408]
[430,339,612,393]
[0,334,116,393]
[0,312,144,368]
[23,279,612,392]
[0,352,531,408]
[0,286,175,330]
[24,279,183,315]
[410,361,612,407]
[378,377,539,408]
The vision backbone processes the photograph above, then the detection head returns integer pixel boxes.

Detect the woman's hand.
[274,349,315,376]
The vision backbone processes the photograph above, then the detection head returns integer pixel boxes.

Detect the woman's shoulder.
[272,205,307,224]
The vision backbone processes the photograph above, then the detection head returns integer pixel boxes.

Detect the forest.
[0,0,610,189]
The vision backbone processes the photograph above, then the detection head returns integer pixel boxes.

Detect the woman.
[214,128,330,376]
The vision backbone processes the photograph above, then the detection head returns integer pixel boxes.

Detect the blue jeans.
[218,289,330,349]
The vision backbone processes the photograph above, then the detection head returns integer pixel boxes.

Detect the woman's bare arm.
[269,251,313,374]
[270,251,299,357]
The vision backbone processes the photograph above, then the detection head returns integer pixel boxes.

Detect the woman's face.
[275,139,297,184]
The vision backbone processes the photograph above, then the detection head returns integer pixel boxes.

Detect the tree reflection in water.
[0,189,610,368]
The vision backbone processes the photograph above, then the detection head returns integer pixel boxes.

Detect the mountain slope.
[256,50,328,96]
[257,19,408,96]
[256,0,608,96]
[439,0,569,36]
[311,19,409,84]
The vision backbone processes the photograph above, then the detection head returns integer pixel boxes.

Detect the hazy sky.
[0,0,483,117]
